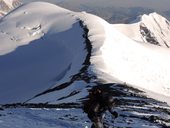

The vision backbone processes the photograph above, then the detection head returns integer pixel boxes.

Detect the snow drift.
[0,2,170,105]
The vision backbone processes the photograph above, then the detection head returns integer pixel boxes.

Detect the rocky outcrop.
[0,0,21,17]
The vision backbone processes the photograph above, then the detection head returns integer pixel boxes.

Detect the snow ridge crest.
[140,12,170,47]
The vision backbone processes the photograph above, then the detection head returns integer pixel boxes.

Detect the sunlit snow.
[0,1,170,105]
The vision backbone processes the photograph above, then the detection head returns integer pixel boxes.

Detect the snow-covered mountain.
[0,0,21,17]
[1,1,170,128]
[0,2,88,104]
[0,1,170,105]
[113,12,170,48]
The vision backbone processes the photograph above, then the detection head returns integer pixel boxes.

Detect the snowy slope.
[88,14,170,104]
[75,11,170,104]
[113,12,170,47]
[1,2,170,128]
[0,106,170,128]
[0,108,91,128]
[80,14,170,105]
[0,2,87,104]
[0,1,170,106]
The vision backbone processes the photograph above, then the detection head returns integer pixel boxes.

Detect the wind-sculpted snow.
[1,1,170,128]
[100,22,170,104]
[78,11,170,105]
[0,1,170,108]
[0,2,87,104]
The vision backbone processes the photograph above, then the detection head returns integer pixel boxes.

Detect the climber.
[83,87,118,128]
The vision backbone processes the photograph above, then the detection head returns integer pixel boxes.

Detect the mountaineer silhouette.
[83,85,118,128]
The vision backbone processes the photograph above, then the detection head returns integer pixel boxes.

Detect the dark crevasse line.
[23,20,96,103]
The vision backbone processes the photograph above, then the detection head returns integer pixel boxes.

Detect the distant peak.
[139,12,170,47]
[141,12,168,23]
[140,12,170,32]
[130,12,166,24]
[147,12,159,16]
[2,0,17,8]
[148,12,164,17]
[0,0,21,16]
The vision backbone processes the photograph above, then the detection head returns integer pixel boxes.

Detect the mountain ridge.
[113,12,170,48]
[0,2,170,106]
[1,2,170,127]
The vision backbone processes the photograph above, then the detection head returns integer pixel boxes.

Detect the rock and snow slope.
[78,11,170,104]
[113,12,170,47]
[1,1,170,128]
[0,1,170,106]
[95,15,170,103]
[0,0,21,17]
[1,105,169,128]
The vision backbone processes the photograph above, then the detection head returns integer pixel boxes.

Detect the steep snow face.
[1,1,170,105]
[76,12,170,104]
[0,2,87,104]
[141,12,170,47]
[113,12,170,48]
[89,15,170,104]
[0,1,73,55]
[102,26,170,97]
